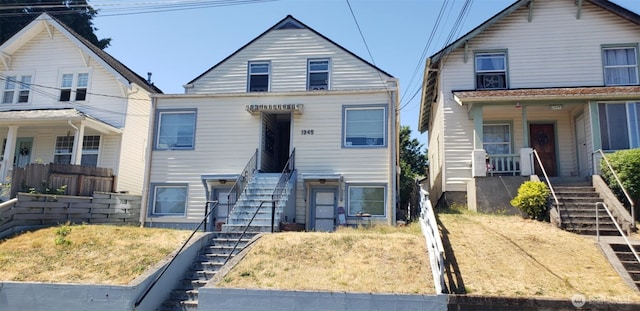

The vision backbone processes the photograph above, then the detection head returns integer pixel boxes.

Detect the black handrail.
[134,200,218,309]
[226,149,259,224]
[271,149,295,223]
[223,200,275,266]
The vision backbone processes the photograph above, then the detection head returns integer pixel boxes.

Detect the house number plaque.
[301,129,314,135]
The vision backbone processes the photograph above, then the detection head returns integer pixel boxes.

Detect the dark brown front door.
[529,123,557,176]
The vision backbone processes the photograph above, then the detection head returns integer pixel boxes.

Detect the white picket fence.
[419,188,446,294]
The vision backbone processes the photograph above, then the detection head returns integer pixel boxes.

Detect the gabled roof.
[418,0,640,133]
[187,15,394,86]
[0,13,162,94]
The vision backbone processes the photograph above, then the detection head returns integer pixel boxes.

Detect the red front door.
[529,123,557,177]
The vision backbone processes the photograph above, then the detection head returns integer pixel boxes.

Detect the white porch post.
[2,125,18,182]
[471,104,487,177]
[70,121,85,165]
[520,105,534,176]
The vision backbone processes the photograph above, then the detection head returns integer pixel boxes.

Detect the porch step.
[611,244,640,290]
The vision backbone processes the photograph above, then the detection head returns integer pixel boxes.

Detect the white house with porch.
[0,14,161,195]
[142,15,399,231]
[419,0,640,209]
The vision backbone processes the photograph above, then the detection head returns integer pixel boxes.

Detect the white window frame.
[59,71,90,102]
[603,46,639,86]
[150,184,188,216]
[598,102,640,150]
[346,184,386,217]
[482,123,512,155]
[307,59,330,91]
[154,109,197,150]
[81,135,100,167]
[2,74,32,104]
[475,52,507,90]
[54,135,101,166]
[247,61,270,92]
[343,105,387,148]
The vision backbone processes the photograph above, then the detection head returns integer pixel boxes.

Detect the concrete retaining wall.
[467,176,527,215]
[197,288,448,311]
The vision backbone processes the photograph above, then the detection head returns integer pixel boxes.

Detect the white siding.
[188,28,391,94]
[149,91,393,224]
[436,0,640,194]
[4,28,128,127]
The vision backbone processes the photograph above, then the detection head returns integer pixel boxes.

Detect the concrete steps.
[610,243,640,290]
[156,232,257,311]
[552,185,624,236]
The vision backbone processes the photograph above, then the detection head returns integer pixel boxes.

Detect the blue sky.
[90,0,640,146]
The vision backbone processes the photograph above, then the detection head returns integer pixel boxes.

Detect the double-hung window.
[2,75,32,104]
[151,184,187,216]
[475,52,507,90]
[343,106,386,147]
[483,124,511,155]
[598,102,640,150]
[54,135,101,166]
[603,46,639,86]
[155,109,197,150]
[248,61,270,92]
[347,185,386,217]
[307,59,329,90]
[59,72,89,101]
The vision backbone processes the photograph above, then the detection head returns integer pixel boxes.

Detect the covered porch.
[0,109,122,184]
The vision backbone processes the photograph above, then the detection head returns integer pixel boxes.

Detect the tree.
[600,148,640,220]
[398,126,427,221]
[0,0,110,49]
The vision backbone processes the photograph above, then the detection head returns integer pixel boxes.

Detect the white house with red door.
[419,0,640,209]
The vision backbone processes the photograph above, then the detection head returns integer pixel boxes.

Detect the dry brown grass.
[0,224,193,285]
[217,223,435,294]
[438,208,640,302]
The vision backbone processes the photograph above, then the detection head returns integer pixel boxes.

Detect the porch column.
[70,121,85,165]
[2,125,18,182]
[471,104,486,177]
[522,105,529,147]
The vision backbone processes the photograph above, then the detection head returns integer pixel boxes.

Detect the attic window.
[59,72,89,102]
[475,52,507,90]
[307,59,329,91]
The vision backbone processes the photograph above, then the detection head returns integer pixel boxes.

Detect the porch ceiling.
[453,86,640,105]
[0,109,122,134]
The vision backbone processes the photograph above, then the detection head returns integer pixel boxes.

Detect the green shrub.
[600,149,640,219]
[510,181,550,220]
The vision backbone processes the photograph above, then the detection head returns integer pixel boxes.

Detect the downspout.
[139,96,157,227]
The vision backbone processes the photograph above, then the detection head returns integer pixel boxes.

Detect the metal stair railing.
[596,202,640,265]
[134,200,218,309]
[226,149,259,224]
[271,149,295,226]
[593,149,635,228]
[418,188,445,294]
[530,149,561,222]
[223,200,275,266]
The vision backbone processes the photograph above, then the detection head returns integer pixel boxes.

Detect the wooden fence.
[0,192,141,239]
[11,163,115,198]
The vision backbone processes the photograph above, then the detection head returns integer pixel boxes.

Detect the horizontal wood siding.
[188,29,390,94]
[437,0,640,193]
[149,92,393,224]
[4,26,128,127]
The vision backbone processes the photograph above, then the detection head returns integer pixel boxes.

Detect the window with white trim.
[155,110,196,150]
[603,47,639,86]
[59,72,89,101]
[343,106,386,147]
[248,61,269,92]
[53,135,101,166]
[151,184,187,216]
[307,59,329,91]
[2,75,31,104]
[475,52,507,90]
[598,102,640,150]
[347,185,386,217]
[483,124,511,155]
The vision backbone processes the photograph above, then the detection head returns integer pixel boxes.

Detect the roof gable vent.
[274,17,304,30]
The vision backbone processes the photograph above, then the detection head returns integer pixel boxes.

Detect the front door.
[211,187,236,230]
[14,137,33,168]
[311,188,337,232]
[575,114,589,177]
[529,123,557,176]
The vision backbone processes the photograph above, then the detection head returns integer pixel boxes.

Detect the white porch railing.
[486,154,520,176]
[419,188,446,294]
